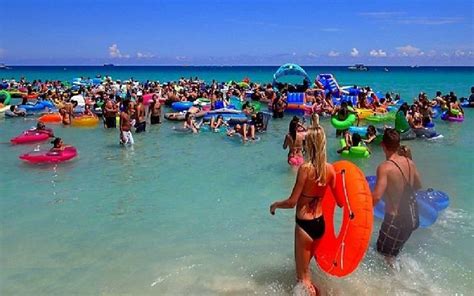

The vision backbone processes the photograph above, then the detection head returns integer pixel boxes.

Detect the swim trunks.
[104,117,116,128]
[376,214,413,257]
[120,131,134,145]
[150,115,161,125]
[135,121,146,133]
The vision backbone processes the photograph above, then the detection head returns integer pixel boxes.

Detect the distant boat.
[103,63,114,67]
[348,64,368,71]
[0,63,11,70]
[384,67,389,72]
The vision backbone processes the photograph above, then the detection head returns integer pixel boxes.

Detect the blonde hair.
[310,113,320,128]
[398,145,412,160]
[305,125,327,185]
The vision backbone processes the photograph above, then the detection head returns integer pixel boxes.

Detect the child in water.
[49,137,70,152]
[363,125,377,144]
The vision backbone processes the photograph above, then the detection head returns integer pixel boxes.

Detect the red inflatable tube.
[315,160,373,277]
[19,146,77,163]
[11,131,50,144]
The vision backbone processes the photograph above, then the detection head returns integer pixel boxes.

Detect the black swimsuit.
[295,195,325,240]
[296,216,325,240]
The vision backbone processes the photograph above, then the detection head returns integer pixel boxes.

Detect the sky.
[0,0,473,66]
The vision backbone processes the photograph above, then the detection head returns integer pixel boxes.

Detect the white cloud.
[398,17,463,25]
[137,52,155,59]
[396,45,422,56]
[175,56,187,61]
[369,49,387,57]
[350,48,359,57]
[108,44,130,59]
[328,50,340,57]
[307,52,318,57]
[454,50,465,57]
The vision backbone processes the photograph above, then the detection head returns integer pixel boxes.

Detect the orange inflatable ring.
[315,160,373,277]
[38,113,63,123]
[26,93,38,100]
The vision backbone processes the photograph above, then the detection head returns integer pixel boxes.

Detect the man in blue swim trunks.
[372,129,422,265]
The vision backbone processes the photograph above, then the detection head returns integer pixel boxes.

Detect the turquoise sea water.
[0,66,473,295]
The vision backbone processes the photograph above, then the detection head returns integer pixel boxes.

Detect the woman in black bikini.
[270,124,336,295]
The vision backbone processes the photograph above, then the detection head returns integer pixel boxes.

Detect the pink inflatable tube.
[11,131,50,144]
[19,146,78,163]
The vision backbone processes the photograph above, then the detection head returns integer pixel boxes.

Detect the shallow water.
[0,67,473,295]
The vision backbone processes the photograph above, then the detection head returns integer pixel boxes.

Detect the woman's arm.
[270,166,307,214]
[283,135,289,149]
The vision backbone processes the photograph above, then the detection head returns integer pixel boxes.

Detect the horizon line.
[2,64,474,67]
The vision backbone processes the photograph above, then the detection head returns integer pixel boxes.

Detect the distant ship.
[103,63,115,67]
[384,67,389,72]
[0,63,11,70]
[348,64,368,71]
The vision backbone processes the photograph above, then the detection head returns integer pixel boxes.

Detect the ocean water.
[0,66,473,295]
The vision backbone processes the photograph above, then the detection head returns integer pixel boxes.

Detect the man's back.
[378,154,421,215]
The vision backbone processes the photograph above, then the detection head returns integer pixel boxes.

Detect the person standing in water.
[135,96,146,133]
[283,117,305,166]
[149,95,162,125]
[119,99,134,145]
[372,129,422,264]
[270,124,336,295]
[103,96,118,128]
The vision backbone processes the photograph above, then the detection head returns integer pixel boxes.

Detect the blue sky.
[1,0,473,65]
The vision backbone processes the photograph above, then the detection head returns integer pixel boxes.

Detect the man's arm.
[372,164,388,206]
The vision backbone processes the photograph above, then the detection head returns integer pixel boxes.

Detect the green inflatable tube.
[0,90,11,105]
[395,111,410,133]
[365,111,396,123]
[340,139,370,158]
[250,101,261,112]
[331,113,356,130]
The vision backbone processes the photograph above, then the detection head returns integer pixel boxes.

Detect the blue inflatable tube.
[374,197,438,228]
[171,101,193,112]
[348,126,368,137]
[203,112,248,123]
[416,189,449,211]
[18,101,54,111]
[366,176,449,228]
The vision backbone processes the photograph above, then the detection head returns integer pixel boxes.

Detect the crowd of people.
[0,75,471,295]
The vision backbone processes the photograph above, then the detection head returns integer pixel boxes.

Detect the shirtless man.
[135,96,146,133]
[372,129,422,263]
[119,99,134,145]
[103,97,118,128]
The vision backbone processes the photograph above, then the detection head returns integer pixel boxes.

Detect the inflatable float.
[72,115,99,127]
[366,176,449,228]
[203,108,248,124]
[285,93,311,114]
[171,101,193,112]
[164,111,207,121]
[10,130,51,144]
[0,90,12,105]
[331,113,357,130]
[441,111,464,122]
[19,146,77,163]
[18,100,54,112]
[316,161,373,277]
[339,139,370,159]
[38,113,62,123]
